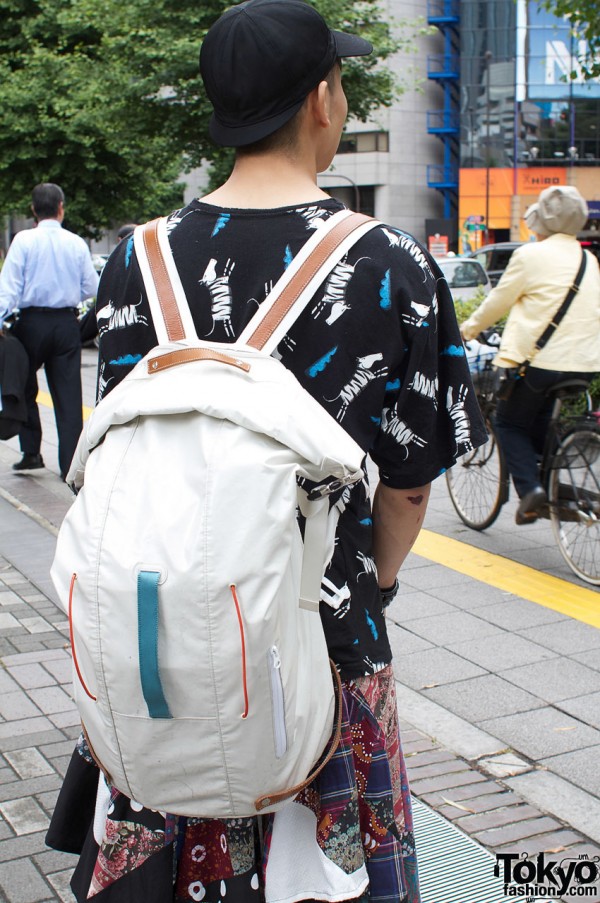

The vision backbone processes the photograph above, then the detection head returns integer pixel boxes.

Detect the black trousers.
[494,366,590,498]
[12,308,83,478]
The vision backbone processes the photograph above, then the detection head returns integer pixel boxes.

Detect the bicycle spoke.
[446,415,507,530]
[550,428,600,586]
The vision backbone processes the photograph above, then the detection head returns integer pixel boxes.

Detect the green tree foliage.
[538,0,600,80]
[0,0,403,237]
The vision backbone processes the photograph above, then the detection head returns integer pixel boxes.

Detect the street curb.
[397,681,600,847]
[0,484,59,538]
[396,682,507,760]
[505,771,600,847]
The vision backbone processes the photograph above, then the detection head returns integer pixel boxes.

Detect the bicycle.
[446,349,600,586]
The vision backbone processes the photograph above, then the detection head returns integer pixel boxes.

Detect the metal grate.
[411,797,551,903]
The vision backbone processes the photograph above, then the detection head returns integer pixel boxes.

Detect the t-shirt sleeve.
[95,235,158,402]
[370,242,488,489]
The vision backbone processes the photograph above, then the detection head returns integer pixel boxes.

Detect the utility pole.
[484,50,492,243]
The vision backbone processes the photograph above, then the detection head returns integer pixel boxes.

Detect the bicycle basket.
[465,339,499,396]
[471,362,500,396]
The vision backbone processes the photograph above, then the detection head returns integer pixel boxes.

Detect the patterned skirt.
[46,665,420,903]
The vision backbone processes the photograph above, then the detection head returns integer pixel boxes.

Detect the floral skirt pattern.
[46,665,420,903]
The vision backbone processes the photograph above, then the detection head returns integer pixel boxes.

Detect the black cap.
[200,0,372,147]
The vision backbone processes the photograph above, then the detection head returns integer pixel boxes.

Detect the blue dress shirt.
[0,220,100,327]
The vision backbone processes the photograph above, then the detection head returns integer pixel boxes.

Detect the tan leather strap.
[254,659,344,812]
[141,219,187,342]
[138,211,376,352]
[245,213,373,351]
[148,347,251,374]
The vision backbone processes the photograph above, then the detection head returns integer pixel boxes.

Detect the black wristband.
[380,578,399,608]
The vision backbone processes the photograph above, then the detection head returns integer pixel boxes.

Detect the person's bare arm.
[372,482,431,588]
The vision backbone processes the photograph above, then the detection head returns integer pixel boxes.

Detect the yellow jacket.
[461,233,600,371]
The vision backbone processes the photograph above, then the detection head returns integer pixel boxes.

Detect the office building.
[321,0,600,253]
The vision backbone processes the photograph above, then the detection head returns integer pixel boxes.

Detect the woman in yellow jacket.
[460,185,600,524]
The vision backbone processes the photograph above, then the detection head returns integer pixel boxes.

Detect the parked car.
[466,242,522,286]
[436,256,492,302]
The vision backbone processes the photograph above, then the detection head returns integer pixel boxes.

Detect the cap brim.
[332,30,373,57]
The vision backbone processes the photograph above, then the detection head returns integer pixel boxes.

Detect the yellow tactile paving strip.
[37,390,93,421]
[415,529,600,629]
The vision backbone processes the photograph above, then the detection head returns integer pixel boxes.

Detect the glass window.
[356,133,377,152]
[321,186,376,217]
[338,135,357,154]
[460,0,600,168]
[439,260,487,287]
[337,132,389,154]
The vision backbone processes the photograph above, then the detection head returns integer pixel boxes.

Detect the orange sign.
[517,168,567,194]
[428,234,449,257]
[460,167,567,197]
[459,169,515,196]
[458,167,569,235]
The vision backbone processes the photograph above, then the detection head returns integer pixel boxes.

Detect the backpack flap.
[68,343,365,491]
[68,209,377,490]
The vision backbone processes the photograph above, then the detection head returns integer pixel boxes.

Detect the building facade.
[320,0,600,253]
[459,0,600,252]
[317,0,453,244]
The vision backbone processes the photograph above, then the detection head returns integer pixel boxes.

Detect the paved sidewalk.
[0,349,599,901]
[0,475,599,902]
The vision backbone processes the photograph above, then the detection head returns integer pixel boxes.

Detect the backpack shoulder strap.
[134,217,197,345]
[134,209,379,348]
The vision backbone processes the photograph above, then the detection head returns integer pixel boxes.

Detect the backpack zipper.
[268,646,287,758]
[68,573,97,701]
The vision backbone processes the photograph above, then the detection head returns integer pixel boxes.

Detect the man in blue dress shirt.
[0,183,99,479]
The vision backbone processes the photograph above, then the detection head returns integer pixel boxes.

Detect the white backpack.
[51,209,379,817]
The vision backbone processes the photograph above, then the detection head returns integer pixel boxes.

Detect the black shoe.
[12,453,44,472]
[515,486,547,525]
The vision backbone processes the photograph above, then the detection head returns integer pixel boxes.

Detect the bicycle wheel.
[549,427,600,586]
[446,414,509,530]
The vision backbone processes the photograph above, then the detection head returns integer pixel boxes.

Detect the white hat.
[524,185,588,237]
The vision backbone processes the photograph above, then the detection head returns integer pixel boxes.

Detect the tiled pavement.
[0,551,79,902]
[3,534,600,903]
[1,531,599,903]
[0,349,599,901]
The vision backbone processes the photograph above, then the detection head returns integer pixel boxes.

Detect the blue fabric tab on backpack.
[137,570,171,719]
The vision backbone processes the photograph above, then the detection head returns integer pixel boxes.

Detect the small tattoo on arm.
[407,494,424,506]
